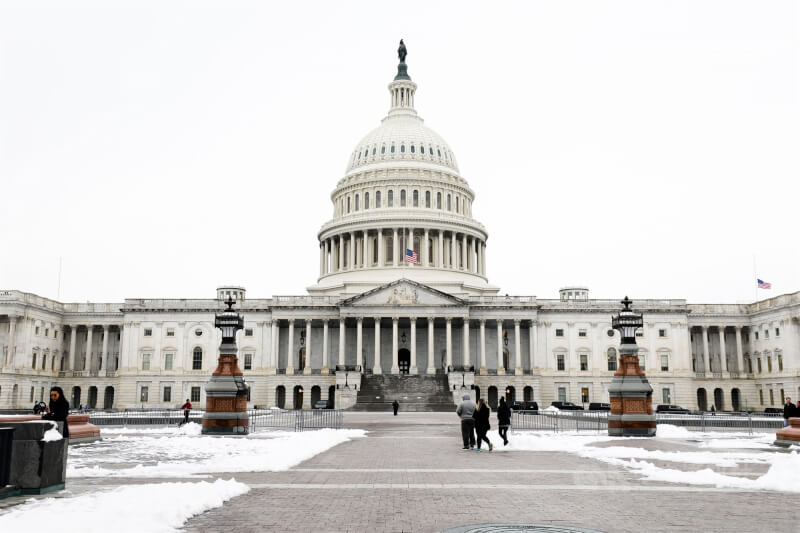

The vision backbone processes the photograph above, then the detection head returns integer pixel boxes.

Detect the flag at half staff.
[757,279,772,289]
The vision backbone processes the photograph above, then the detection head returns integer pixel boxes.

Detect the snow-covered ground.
[0,424,365,532]
[499,424,800,493]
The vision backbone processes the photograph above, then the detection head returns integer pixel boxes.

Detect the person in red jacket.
[180,399,192,426]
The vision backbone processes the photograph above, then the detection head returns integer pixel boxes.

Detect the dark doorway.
[714,388,724,411]
[328,385,336,408]
[523,386,533,402]
[311,386,321,407]
[488,386,498,409]
[276,386,286,409]
[474,386,480,402]
[731,388,741,411]
[505,386,515,403]
[697,388,708,411]
[293,385,304,409]
[72,386,82,408]
[104,386,114,409]
[88,386,98,408]
[398,348,410,374]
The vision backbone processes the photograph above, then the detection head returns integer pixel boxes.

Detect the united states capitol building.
[2,47,798,413]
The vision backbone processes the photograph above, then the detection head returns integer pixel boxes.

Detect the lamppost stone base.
[774,417,800,447]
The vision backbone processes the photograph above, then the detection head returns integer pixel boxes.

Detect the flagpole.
[752,254,757,304]
[57,256,63,300]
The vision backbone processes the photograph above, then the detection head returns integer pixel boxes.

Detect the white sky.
[0,0,797,304]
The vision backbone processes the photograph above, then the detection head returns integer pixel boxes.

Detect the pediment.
[340,279,465,307]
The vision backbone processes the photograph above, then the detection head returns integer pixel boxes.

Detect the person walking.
[473,398,493,451]
[41,386,70,439]
[783,397,795,427]
[392,400,399,416]
[180,399,192,426]
[456,394,476,450]
[497,397,511,446]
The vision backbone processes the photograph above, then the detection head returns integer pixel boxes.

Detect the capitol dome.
[308,43,498,298]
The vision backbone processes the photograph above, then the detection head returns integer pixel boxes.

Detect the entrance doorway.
[311,386,321,407]
[293,386,304,409]
[88,386,98,409]
[488,386,498,409]
[731,388,741,411]
[275,386,286,409]
[104,386,115,409]
[72,386,82,408]
[398,349,410,374]
[697,388,708,411]
[328,385,336,409]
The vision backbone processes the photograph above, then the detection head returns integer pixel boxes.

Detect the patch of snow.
[68,428,366,478]
[42,420,63,442]
[0,478,248,532]
[542,405,560,412]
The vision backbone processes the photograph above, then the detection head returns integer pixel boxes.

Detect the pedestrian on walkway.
[180,399,192,426]
[42,386,70,439]
[783,397,795,426]
[456,394,476,449]
[473,398,493,451]
[392,400,399,416]
[497,397,511,446]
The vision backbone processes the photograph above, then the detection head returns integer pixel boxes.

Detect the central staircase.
[352,374,455,412]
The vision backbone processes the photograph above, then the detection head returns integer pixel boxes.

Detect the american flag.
[405,248,418,264]
[757,279,772,289]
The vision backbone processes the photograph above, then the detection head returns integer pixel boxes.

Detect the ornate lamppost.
[201,297,249,435]
[608,296,656,437]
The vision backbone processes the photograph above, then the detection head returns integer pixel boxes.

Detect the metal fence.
[510,410,785,435]
[87,408,344,432]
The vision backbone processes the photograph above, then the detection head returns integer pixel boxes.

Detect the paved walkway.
[182,412,800,533]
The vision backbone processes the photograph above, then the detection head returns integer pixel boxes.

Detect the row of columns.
[270,317,527,376]
[66,325,119,373]
[696,325,747,375]
[319,228,486,277]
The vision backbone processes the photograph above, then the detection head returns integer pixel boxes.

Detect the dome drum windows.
[376,190,382,207]
[425,191,431,208]
[355,194,360,211]
[365,192,370,209]
[410,145,415,153]
[388,190,394,207]
[400,190,406,207]
[400,144,405,153]
[381,145,386,154]
[437,192,442,209]
[412,190,419,207]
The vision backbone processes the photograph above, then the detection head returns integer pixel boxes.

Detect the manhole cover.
[442,525,605,533]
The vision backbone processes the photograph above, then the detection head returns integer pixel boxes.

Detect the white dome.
[346,114,459,174]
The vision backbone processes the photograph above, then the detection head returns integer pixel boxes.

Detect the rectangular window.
[769,389,774,405]
[191,386,201,403]
[45,328,49,337]
[30,386,35,402]
[775,327,780,337]
[580,354,588,371]
[660,354,669,371]
[757,358,762,373]
[244,353,253,370]
[142,354,151,370]
[144,328,152,337]
[447,194,451,211]
[765,330,769,339]
[581,387,589,404]
[437,192,441,209]
[164,353,174,371]
[755,331,759,340]
[54,330,58,339]
[767,357,772,372]
[556,354,565,371]
[166,328,175,337]
[778,354,783,371]
[35,326,40,335]
[635,329,644,338]
[425,191,430,208]
[400,190,406,206]
[376,190,381,207]
[413,190,418,207]
[558,387,567,403]
[245,328,253,337]
[578,329,587,337]
[780,388,785,404]
[759,389,764,405]
[163,386,172,402]
[140,386,149,403]
[662,388,671,404]
[555,328,564,337]
[388,190,393,207]
[659,329,667,338]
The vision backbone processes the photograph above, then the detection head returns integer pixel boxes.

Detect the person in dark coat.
[180,399,192,426]
[783,397,795,426]
[472,398,493,451]
[392,400,399,416]
[42,386,70,439]
[497,397,511,446]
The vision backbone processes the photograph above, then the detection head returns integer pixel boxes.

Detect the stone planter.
[774,417,800,447]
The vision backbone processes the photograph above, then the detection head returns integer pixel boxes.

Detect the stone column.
[735,326,745,374]
[304,319,312,375]
[338,318,345,367]
[271,320,278,372]
[356,318,363,372]
[116,325,124,373]
[101,325,110,374]
[349,231,355,270]
[325,239,331,274]
[338,236,344,272]
[84,326,93,372]
[496,319,505,375]
[321,320,329,375]
[319,242,325,276]
[445,318,453,370]
[286,320,295,374]
[392,229,399,266]
[423,228,429,266]
[6,316,17,369]
[514,319,522,375]
[365,231,371,268]
[718,326,727,372]
[450,232,457,269]
[482,242,487,275]
[462,318,470,368]
[391,317,399,374]
[427,317,435,374]
[529,320,537,372]
[701,326,710,372]
[410,317,418,374]
[378,230,384,267]
[373,317,382,374]
[437,230,444,268]
[477,240,482,275]
[461,235,467,270]
[479,319,487,375]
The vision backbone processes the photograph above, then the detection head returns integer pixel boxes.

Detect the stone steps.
[352,374,455,412]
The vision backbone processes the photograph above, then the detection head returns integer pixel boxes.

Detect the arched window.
[437,148,441,157]
[388,190,394,207]
[355,194,360,211]
[400,144,405,153]
[357,151,361,160]
[447,194,451,211]
[410,144,415,153]
[391,145,395,153]
[347,196,351,213]
[364,149,368,158]
[192,347,203,370]
[607,348,617,372]
[421,146,425,154]
[412,190,419,207]
[31,352,37,370]
[455,195,459,213]
[381,145,386,154]
[425,191,431,208]
[437,192,442,209]
[372,147,376,156]
[364,192,370,209]
[376,190,382,207]
[400,190,406,207]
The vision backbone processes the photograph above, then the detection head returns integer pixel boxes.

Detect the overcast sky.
[1,1,797,304]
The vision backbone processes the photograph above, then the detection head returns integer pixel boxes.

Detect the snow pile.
[68,428,366,478]
[542,405,560,412]
[654,424,694,438]
[42,423,63,442]
[176,422,203,435]
[0,478,248,532]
